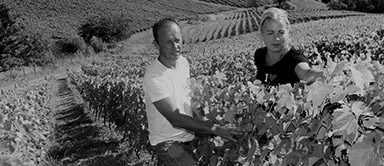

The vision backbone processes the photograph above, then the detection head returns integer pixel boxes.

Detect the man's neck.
[158,56,177,69]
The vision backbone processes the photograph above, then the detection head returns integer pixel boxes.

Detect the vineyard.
[197,0,273,8]
[66,15,384,165]
[197,0,328,9]
[0,75,55,166]
[182,8,365,44]
[1,0,384,165]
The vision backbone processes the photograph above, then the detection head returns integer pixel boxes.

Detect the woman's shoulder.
[254,47,267,59]
[286,46,308,63]
[288,46,304,55]
[254,47,267,66]
[255,47,268,54]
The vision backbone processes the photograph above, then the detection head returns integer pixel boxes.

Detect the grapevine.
[67,17,384,165]
[0,75,55,166]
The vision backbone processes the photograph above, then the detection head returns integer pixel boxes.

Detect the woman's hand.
[303,71,326,85]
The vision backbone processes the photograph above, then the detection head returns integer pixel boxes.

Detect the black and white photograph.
[1,0,384,165]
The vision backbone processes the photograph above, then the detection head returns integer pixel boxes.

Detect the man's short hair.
[152,18,180,44]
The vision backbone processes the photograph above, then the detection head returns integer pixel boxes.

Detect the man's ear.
[153,40,159,49]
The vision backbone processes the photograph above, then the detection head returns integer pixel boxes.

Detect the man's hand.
[211,124,245,142]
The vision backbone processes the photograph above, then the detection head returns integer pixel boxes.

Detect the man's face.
[157,23,182,62]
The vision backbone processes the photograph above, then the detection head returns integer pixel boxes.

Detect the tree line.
[273,0,384,13]
[321,0,384,13]
[0,4,52,74]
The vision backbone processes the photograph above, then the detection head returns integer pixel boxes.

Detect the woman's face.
[261,19,290,54]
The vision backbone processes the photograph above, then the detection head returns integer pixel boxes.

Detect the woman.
[254,7,323,86]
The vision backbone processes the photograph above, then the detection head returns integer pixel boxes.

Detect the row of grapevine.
[0,75,55,166]
[69,68,148,156]
[288,10,366,24]
[184,9,259,43]
[198,0,253,8]
[225,9,261,20]
[198,0,275,8]
[183,8,365,44]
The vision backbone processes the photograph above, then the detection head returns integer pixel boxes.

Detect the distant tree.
[272,0,295,9]
[371,0,384,13]
[328,0,383,12]
[0,4,23,72]
[78,14,132,44]
[354,0,374,12]
[327,0,348,10]
[273,0,290,6]
[0,3,50,74]
[280,1,297,10]
[342,0,356,10]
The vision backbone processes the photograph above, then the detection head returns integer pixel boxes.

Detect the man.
[143,18,241,165]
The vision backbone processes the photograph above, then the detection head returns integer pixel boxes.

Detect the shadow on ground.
[47,78,134,166]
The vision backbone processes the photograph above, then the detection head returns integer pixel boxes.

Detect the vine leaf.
[283,151,301,166]
[276,91,296,115]
[331,108,358,143]
[326,55,337,76]
[308,157,321,166]
[0,112,4,124]
[224,107,235,123]
[351,101,366,118]
[330,84,360,103]
[347,135,379,166]
[350,63,374,92]
[0,142,9,153]
[256,89,266,104]
[214,71,226,85]
[307,81,333,108]
[363,117,380,129]
[376,117,384,129]
[330,61,348,77]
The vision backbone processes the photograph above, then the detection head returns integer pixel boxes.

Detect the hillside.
[0,0,329,42]
[197,0,328,9]
[291,0,328,10]
[0,0,234,40]
[197,0,274,8]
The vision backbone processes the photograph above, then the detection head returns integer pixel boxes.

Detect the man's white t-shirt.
[143,56,195,146]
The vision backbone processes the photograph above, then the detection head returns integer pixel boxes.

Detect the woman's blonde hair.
[259,7,290,33]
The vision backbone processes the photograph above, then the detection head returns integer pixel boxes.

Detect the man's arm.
[154,97,241,141]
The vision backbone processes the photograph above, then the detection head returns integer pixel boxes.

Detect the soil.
[46,72,155,165]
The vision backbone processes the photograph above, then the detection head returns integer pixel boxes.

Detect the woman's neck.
[265,45,290,66]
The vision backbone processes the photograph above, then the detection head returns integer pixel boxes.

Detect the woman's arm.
[294,62,324,83]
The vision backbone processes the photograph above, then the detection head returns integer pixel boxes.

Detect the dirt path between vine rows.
[47,73,152,165]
